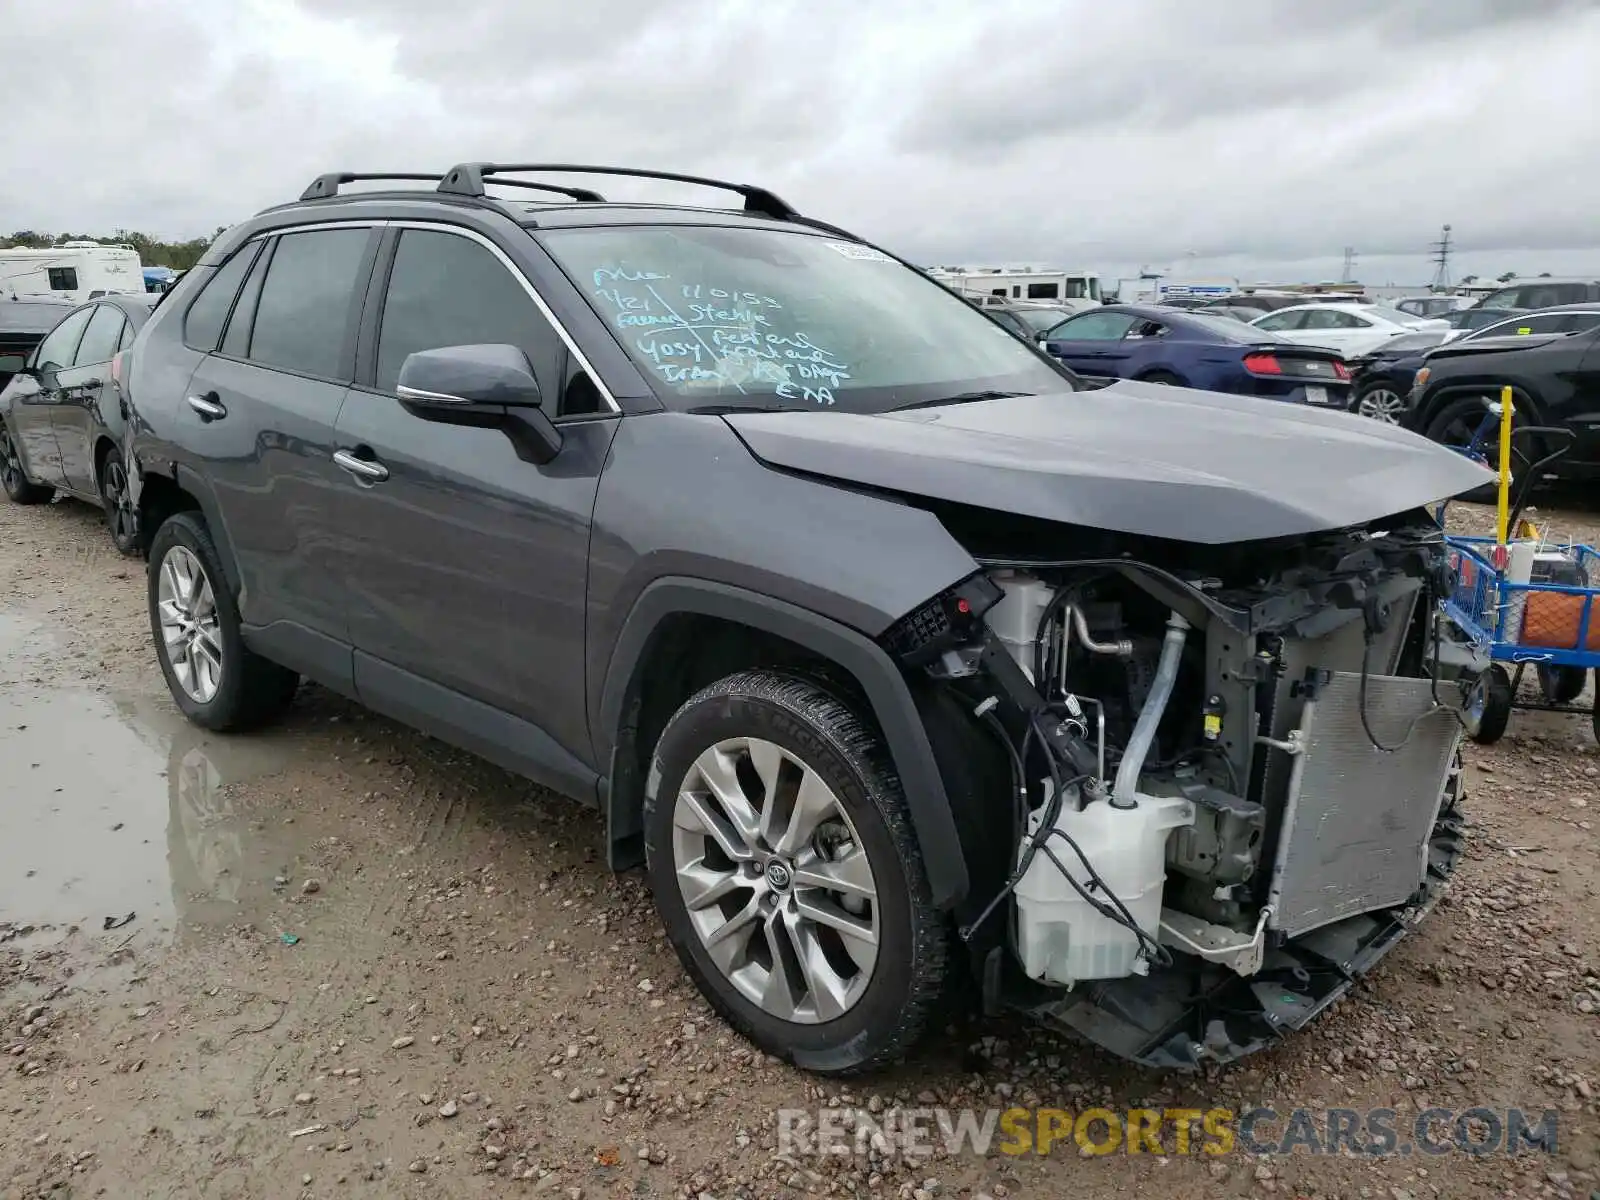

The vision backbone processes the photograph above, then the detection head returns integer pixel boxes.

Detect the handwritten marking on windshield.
[587,264,852,403]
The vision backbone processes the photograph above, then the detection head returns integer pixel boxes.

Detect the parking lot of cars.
[4,167,1600,1198]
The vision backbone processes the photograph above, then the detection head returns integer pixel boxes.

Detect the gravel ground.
[1,493,1598,1200]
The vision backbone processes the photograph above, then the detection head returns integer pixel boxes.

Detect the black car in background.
[1346,330,1451,422]
[1407,319,1600,482]
[0,292,159,551]
[1350,305,1600,425]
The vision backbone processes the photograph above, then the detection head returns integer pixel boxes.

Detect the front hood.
[1427,332,1569,360]
[723,383,1492,545]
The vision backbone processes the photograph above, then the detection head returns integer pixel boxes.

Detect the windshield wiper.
[686,402,797,415]
[891,390,1033,412]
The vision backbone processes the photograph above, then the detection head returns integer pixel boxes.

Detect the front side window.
[540,226,1070,412]
[247,228,371,379]
[1025,282,1059,299]
[375,229,561,395]
[47,267,78,291]
[33,306,94,371]
[1047,311,1138,341]
[74,305,127,366]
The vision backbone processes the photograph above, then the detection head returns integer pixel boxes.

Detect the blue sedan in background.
[1038,304,1353,408]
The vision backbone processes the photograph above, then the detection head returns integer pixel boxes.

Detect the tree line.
[0,228,229,272]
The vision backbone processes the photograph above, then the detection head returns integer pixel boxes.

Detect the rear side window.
[74,305,127,366]
[183,243,261,352]
[374,229,561,394]
[247,228,371,380]
[47,267,78,291]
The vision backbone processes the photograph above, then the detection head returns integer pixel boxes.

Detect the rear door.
[6,304,93,488]
[1041,310,1138,377]
[50,302,128,495]
[178,224,379,679]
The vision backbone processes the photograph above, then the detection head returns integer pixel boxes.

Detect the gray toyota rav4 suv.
[124,164,1489,1074]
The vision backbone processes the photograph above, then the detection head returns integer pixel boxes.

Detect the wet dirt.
[1,494,1598,1200]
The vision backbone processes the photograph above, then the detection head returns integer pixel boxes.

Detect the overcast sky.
[8,0,1600,285]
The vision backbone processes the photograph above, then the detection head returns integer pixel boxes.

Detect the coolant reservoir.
[1012,793,1193,988]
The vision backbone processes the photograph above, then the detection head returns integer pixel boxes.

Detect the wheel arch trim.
[597,577,968,909]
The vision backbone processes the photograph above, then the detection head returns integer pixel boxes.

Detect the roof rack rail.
[299,173,444,201]
[436,163,799,221]
[298,171,606,204]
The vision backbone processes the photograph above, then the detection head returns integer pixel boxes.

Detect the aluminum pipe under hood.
[722,383,1492,545]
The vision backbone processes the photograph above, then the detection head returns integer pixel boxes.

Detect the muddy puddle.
[0,678,321,950]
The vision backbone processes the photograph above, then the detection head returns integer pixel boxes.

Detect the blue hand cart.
[1434,390,1594,744]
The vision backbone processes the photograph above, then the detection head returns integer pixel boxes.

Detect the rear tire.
[148,511,299,731]
[644,670,948,1074]
[1140,370,1184,386]
[98,446,140,556]
[1537,663,1587,706]
[0,416,54,505]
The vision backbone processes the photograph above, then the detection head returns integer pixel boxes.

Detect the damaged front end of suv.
[727,389,1490,1069]
[894,514,1464,1066]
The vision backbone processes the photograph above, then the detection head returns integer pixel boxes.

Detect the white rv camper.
[926,266,1102,304]
[0,241,146,304]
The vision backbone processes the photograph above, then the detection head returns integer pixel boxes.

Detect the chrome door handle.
[186,394,226,420]
[333,448,389,482]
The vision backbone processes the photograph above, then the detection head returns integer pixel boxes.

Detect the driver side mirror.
[396,343,562,465]
[397,343,544,408]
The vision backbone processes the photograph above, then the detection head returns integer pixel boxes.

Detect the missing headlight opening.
[891,512,1466,1069]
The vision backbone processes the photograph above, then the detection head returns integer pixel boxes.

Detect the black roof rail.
[299,172,444,201]
[436,163,800,221]
[298,171,605,205]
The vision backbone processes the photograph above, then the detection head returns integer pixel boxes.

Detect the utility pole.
[1340,246,1357,283]
[1430,225,1453,290]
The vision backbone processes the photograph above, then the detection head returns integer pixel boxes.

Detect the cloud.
[4,0,1600,283]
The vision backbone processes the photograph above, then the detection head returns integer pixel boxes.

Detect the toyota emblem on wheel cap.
[765,861,792,891]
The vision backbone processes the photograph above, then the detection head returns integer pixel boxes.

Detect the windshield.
[1369,304,1429,326]
[1175,312,1287,342]
[1014,307,1075,332]
[538,226,1071,412]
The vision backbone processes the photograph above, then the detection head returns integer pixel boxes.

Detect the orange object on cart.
[1519,591,1600,651]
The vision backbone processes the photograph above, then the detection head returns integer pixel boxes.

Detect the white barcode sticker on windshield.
[826,242,894,263]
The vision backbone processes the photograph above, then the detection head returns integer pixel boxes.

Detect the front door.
[179,225,379,657]
[332,225,613,780]
[7,304,93,488]
[1041,310,1139,378]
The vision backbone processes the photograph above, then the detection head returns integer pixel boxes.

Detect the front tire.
[644,670,948,1074]
[98,446,140,555]
[1353,382,1407,424]
[0,417,54,505]
[148,511,299,731]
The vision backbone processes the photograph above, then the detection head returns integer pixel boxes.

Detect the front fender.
[598,577,970,909]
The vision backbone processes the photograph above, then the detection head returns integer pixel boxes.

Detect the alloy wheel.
[671,736,879,1024]
[103,458,136,545]
[1356,387,1406,423]
[157,545,224,703]
[0,423,21,493]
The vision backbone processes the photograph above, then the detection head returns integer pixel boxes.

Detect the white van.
[0,241,146,304]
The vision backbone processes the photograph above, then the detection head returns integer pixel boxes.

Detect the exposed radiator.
[1266,670,1459,938]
